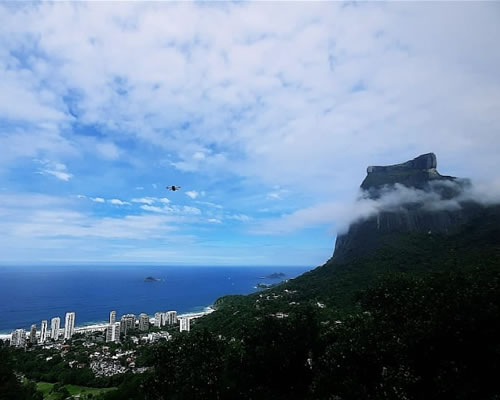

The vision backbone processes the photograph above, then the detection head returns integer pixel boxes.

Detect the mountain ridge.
[361,152,455,191]
[333,153,480,263]
[198,153,500,335]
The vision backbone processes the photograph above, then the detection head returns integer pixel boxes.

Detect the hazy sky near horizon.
[0,1,499,265]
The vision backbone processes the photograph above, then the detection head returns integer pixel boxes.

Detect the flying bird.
[166,185,181,191]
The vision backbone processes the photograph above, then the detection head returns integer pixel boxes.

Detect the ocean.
[0,265,311,333]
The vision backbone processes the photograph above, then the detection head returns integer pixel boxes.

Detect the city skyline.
[6,307,203,345]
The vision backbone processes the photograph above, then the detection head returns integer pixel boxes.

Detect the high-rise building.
[139,313,149,332]
[109,310,116,325]
[113,322,120,342]
[30,325,37,344]
[106,322,120,343]
[10,329,26,347]
[166,311,178,325]
[154,312,162,328]
[105,325,112,342]
[51,317,61,340]
[120,314,136,335]
[179,317,190,332]
[40,320,48,343]
[64,312,75,340]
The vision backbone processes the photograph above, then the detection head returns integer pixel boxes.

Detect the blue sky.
[0,2,499,265]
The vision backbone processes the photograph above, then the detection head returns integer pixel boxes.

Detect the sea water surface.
[0,265,311,333]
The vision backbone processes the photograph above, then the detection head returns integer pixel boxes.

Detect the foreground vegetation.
[36,382,116,400]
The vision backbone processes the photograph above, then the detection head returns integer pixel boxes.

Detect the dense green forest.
[0,346,42,400]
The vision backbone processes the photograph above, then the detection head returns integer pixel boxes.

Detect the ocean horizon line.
[0,263,311,268]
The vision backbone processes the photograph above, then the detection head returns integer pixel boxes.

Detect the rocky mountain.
[199,153,500,333]
[360,152,452,190]
[333,153,482,263]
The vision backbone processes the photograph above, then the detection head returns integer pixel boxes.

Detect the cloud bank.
[254,180,500,235]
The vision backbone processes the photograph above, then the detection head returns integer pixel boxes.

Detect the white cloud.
[182,206,201,215]
[77,195,107,204]
[0,125,77,170]
[196,201,223,209]
[227,214,251,222]
[95,142,120,160]
[140,205,165,213]
[132,197,170,205]
[36,160,73,181]
[0,193,177,240]
[193,152,206,161]
[132,197,156,205]
[0,2,498,194]
[0,193,69,209]
[253,201,357,235]
[140,204,201,216]
[253,180,500,235]
[185,191,199,199]
[266,187,289,200]
[46,169,72,181]
[15,212,175,239]
[109,198,130,206]
[456,179,500,207]
[207,218,222,224]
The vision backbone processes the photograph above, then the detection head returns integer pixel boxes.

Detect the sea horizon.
[0,264,311,334]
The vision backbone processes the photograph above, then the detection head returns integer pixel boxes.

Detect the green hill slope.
[199,153,500,336]
[198,204,500,336]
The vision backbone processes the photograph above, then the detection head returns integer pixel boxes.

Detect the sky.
[0,1,499,266]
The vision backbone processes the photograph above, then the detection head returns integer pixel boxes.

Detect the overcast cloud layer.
[0,2,499,265]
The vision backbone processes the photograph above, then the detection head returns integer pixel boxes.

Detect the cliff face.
[333,153,480,263]
[361,153,455,193]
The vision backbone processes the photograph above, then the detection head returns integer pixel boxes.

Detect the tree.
[312,269,500,399]
[0,348,42,400]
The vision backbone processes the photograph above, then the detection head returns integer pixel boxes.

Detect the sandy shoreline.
[0,307,215,339]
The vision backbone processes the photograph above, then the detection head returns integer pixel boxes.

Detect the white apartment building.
[64,312,75,340]
[120,314,136,335]
[166,311,178,325]
[154,312,162,328]
[106,322,121,343]
[139,313,149,332]
[179,317,190,332]
[29,324,37,344]
[51,317,61,340]
[10,329,26,347]
[40,320,48,343]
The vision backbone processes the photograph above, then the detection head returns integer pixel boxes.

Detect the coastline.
[0,265,310,337]
[0,306,215,339]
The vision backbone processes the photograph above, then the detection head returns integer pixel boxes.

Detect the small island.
[255,283,276,289]
[258,272,286,279]
[144,276,161,282]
